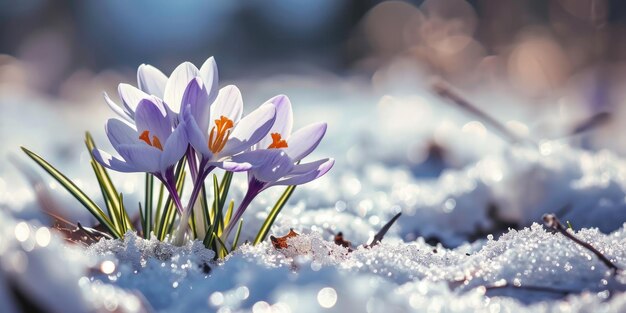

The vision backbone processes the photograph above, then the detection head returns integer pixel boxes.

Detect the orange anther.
[139,130,163,151]
[152,135,163,151]
[139,130,151,145]
[208,115,234,154]
[268,133,288,149]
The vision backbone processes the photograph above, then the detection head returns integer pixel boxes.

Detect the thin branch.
[484,282,579,295]
[568,111,611,137]
[543,214,621,274]
[431,80,535,146]
[368,212,402,248]
[77,222,114,240]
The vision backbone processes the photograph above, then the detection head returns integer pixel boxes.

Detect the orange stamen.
[138,130,163,151]
[268,133,288,149]
[139,130,151,145]
[152,136,163,150]
[208,115,234,154]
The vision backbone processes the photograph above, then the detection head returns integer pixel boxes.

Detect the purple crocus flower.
[221,95,334,240]
[92,96,188,212]
[181,80,277,176]
[171,79,277,243]
[103,57,218,124]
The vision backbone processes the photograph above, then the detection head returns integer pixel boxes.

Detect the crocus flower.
[103,57,218,124]
[181,79,277,176]
[248,95,334,187]
[171,78,277,244]
[221,95,334,239]
[92,96,188,211]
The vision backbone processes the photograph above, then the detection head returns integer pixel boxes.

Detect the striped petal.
[164,62,199,114]
[285,122,327,162]
[271,158,334,186]
[118,83,150,117]
[116,144,162,174]
[219,103,276,156]
[257,95,293,149]
[92,149,137,173]
[159,123,188,170]
[134,98,171,144]
[181,77,212,133]
[210,85,243,126]
[199,56,219,103]
[137,64,168,98]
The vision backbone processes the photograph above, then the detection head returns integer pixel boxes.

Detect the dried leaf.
[270,229,299,249]
[333,232,353,250]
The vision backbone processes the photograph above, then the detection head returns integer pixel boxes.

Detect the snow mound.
[0,211,144,313]
[55,222,626,312]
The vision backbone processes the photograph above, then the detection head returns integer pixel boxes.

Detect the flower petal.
[182,106,212,159]
[118,83,150,117]
[285,122,327,162]
[92,149,137,173]
[106,118,141,154]
[231,150,294,182]
[103,92,133,123]
[134,98,171,143]
[219,103,276,156]
[210,85,243,125]
[181,77,212,133]
[137,64,168,98]
[164,62,199,114]
[257,95,292,149]
[159,123,188,170]
[199,56,219,102]
[207,160,253,172]
[116,144,162,173]
[271,158,334,186]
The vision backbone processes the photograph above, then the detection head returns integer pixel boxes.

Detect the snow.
[1,76,626,312]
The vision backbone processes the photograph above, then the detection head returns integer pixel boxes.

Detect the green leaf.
[253,185,296,245]
[144,173,154,239]
[218,171,233,210]
[212,175,225,234]
[200,183,210,237]
[214,232,228,259]
[203,175,221,249]
[153,181,165,231]
[21,146,120,238]
[118,193,133,233]
[86,132,127,233]
[189,201,198,239]
[223,200,234,229]
[138,202,145,237]
[231,218,243,251]
[91,167,118,228]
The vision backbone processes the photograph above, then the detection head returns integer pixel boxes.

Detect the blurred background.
[2,0,626,98]
[3,0,626,124]
[2,0,626,228]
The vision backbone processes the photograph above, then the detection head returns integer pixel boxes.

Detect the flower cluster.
[92,57,333,248]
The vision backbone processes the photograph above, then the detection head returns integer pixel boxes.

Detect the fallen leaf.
[270,229,299,249]
[333,232,353,250]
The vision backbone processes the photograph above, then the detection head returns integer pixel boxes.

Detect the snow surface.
[1,77,626,312]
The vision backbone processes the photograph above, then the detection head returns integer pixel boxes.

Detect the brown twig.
[543,214,621,274]
[431,80,535,146]
[367,212,402,248]
[77,222,113,240]
[568,111,611,137]
[484,282,578,295]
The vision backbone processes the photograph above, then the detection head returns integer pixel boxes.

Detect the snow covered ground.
[1,74,626,312]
